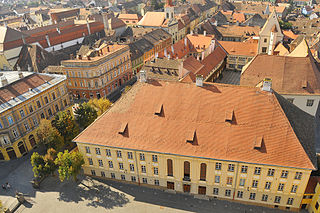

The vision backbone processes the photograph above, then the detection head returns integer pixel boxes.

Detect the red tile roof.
[74,81,315,170]
[219,40,258,56]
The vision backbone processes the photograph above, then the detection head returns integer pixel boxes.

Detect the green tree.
[74,103,98,129]
[279,20,293,30]
[52,110,79,143]
[44,148,57,175]
[31,152,50,178]
[54,150,84,182]
[88,98,112,116]
[36,119,64,150]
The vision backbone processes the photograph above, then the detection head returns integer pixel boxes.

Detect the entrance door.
[18,141,27,155]
[167,181,174,190]
[301,204,307,209]
[29,135,36,147]
[183,184,190,193]
[6,147,16,160]
[198,186,206,195]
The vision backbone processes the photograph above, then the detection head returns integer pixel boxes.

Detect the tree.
[52,110,79,143]
[31,152,50,178]
[36,119,64,150]
[74,103,98,129]
[54,150,84,182]
[279,20,293,30]
[44,148,57,175]
[88,98,112,116]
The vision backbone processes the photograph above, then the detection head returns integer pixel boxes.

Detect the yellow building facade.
[77,143,310,211]
[308,181,320,212]
[0,71,73,161]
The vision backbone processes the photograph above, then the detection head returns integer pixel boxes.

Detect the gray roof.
[275,92,317,169]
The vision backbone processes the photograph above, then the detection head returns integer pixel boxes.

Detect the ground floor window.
[198,186,206,195]
[167,181,174,190]
[91,170,96,176]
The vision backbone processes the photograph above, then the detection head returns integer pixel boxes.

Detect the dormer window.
[155,104,164,117]
[225,110,234,123]
[254,136,264,149]
[186,130,198,145]
[118,122,128,136]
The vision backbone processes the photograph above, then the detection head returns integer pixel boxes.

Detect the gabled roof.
[186,34,215,52]
[138,12,166,27]
[241,54,320,95]
[274,43,289,56]
[74,81,316,170]
[259,10,283,37]
[0,26,29,44]
[219,40,258,56]
[288,39,310,57]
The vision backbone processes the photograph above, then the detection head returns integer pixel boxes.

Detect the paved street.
[215,70,241,85]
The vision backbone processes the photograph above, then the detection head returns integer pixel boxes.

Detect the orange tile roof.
[216,25,260,37]
[232,12,246,23]
[186,34,215,53]
[74,81,315,170]
[118,13,140,20]
[138,12,165,27]
[283,30,299,40]
[241,54,320,95]
[219,41,258,56]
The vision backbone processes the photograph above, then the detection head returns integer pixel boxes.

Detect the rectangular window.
[121,174,126,180]
[154,167,159,175]
[95,148,101,155]
[281,170,288,178]
[167,159,173,176]
[140,153,145,161]
[274,196,281,203]
[154,180,160,185]
[239,179,245,186]
[20,110,25,118]
[225,189,231,197]
[29,105,33,113]
[215,162,221,170]
[228,164,235,172]
[141,165,146,173]
[37,100,41,108]
[117,150,122,158]
[52,92,56,100]
[142,178,147,184]
[267,169,275,176]
[262,47,267,53]
[88,158,93,165]
[33,118,38,126]
[131,176,136,182]
[287,98,294,103]
[98,159,103,167]
[265,181,271,190]
[227,177,233,185]
[7,116,14,125]
[241,166,248,173]
[91,170,96,176]
[262,194,268,202]
[12,129,19,138]
[215,175,220,183]
[295,172,302,180]
[44,97,49,104]
[111,173,115,179]
[254,167,261,175]
[287,198,294,205]
[307,99,314,107]
[252,180,258,188]
[249,193,256,200]
[119,163,124,170]
[213,188,219,195]
[316,202,319,210]
[152,155,158,162]
[291,185,298,193]
[24,123,30,131]
[108,161,113,168]
[237,191,243,198]
[278,183,284,191]
[127,152,133,159]
[130,164,134,171]
[106,149,111,156]
[101,171,105,177]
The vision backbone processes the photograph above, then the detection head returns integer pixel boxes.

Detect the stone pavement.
[215,70,241,85]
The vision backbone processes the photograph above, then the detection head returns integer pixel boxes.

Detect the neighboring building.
[257,10,283,55]
[0,71,72,161]
[49,8,80,24]
[300,176,320,210]
[213,25,260,42]
[219,40,258,71]
[240,52,320,117]
[293,0,312,7]
[74,80,316,212]
[60,43,133,100]
[118,13,141,26]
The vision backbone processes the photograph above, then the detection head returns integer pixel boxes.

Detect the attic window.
[254,136,263,149]
[155,104,164,116]
[118,122,128,135]
[302,80,308,89]
[225,110,234,122]
[186,130,198,145]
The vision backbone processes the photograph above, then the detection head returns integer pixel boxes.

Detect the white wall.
[281,94,320,116]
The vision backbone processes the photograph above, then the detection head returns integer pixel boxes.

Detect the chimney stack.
[1,76,8,86]
[196,75,203,87]
[18,71,23,79]
[203,31,206,36]
[262,78,272,92]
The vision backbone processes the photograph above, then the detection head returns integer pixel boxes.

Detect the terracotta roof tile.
[138,12,166,27]
[74,81,315,170]
[219,41,258,56]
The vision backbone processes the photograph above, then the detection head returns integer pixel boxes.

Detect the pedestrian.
[2,184,6,190]
[6,182,10,190]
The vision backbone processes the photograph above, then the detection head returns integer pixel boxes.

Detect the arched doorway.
[29,135,36,147]
[6,147,16,160]
[0,151,4,160]
[18,141,27,155]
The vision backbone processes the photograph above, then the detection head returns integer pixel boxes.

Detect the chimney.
[1,76,8,86]
[45,34,51,47]
[196,75,203,87]
[262,78,272,92]
[18,71,23,79]
[78,55,82,60]
[203,30,206,36]
[86,19,91,35]
[140,70,147,83]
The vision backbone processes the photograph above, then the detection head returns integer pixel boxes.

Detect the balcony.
[183,176,191,182]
